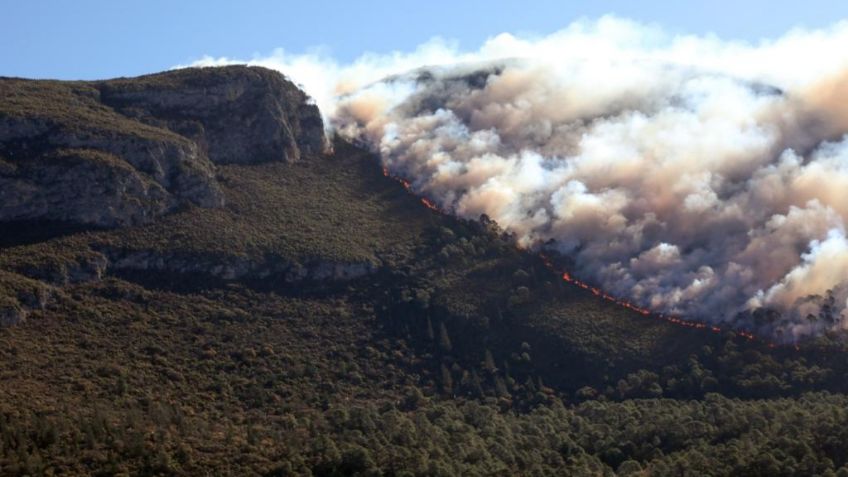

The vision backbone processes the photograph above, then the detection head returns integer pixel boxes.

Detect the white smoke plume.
[187,17,848,341]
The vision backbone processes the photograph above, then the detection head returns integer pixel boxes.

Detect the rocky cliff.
[0,66,327,228]
[98,66,327,165]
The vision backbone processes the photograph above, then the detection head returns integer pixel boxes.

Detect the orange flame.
[421,197,440,211]
[540,253,781,346]
[381,167,787,349]
[383,165,443,213]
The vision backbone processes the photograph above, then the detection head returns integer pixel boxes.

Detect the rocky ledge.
[0,244,377,328]
[0,66,327,228]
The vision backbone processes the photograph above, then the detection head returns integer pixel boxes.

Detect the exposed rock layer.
[0,66,327,228]
[98,67,327,165]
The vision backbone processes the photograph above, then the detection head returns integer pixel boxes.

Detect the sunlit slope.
[2,137,843,474]
[0,140,433,280]
[0,136,724,387]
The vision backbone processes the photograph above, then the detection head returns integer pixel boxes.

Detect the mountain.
[0,66,325,228]
[2,66,848,476]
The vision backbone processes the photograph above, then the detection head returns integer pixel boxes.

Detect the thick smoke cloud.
[188,17,848,341]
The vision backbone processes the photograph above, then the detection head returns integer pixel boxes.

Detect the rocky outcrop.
[1,149,183,227]
[0,270,54,327]
[6,244,377,290]
[0,306,25,327]
[0,78,224,227]
[0,66,327,228]
[106,249,376,283]
[97,66,328,165]
[6,248,109,287]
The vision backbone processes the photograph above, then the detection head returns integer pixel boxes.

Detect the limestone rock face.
[0,306,25,327]
[0,270,53,327]
[1,148,189,227]
[0,66,327,228]
[98,66,328,165]
[105,248,377,283]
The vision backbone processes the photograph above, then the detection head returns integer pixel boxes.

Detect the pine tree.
[440,364,454,396]
[494,376,510,398]
[470,370,484,397]
[438,323,452,352]
[483,349,497,373]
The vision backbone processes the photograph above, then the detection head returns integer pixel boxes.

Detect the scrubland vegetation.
[3,138,848,475]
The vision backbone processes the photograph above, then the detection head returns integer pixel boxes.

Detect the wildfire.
[382,164,783,348]
[557,264,652,317]
[420,197,440,211]
[541,253,780,345]
[383,164,443,212]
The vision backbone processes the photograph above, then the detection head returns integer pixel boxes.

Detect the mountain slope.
[2,67,848,476]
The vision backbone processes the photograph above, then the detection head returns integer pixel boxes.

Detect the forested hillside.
[2,67,848,476]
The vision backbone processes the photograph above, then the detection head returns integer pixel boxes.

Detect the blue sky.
[3,0,848,79]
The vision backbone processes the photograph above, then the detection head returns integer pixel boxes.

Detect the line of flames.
[537,254,772,346]
[384,166,443,212]
[382,165,783,349]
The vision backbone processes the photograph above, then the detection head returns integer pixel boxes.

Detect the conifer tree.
[438,322,452,352]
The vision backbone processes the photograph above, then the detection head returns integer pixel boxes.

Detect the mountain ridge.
[3,66,848,476]
[0,66,326,228]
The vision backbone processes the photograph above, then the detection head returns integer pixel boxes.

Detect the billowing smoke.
[188,17,848,341]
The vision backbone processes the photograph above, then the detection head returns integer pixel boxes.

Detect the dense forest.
[2,140,848,476]
[3,68,848,476]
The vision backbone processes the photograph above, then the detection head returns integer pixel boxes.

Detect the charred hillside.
[2,67,848,475]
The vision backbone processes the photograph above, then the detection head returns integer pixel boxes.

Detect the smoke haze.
[188,17,848,340]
